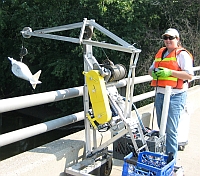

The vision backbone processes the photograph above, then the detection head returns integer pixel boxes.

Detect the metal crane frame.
[21,18,147,175]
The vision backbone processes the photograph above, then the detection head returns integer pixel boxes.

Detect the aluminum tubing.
[0,111,84,147]
[159,86,171,137]
[0,87,83,113]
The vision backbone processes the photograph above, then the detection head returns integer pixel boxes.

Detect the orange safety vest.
[151,47,193,89]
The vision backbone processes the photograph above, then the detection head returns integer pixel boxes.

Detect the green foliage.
[157,0,200,65]
[0,0,199,113]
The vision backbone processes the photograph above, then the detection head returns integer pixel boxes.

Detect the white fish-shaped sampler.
[8,57,42,89]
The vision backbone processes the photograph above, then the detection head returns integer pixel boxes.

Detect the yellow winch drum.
[83,70,112,128]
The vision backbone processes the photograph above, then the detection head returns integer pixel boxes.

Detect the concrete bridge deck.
[0,85,200,176]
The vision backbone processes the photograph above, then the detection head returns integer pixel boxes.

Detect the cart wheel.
[178,145,185,151]
[100,158,113,176]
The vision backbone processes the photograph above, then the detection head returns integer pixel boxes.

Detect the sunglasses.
[162,35,176,40]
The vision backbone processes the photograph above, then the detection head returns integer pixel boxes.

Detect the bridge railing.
[0,66,200,147]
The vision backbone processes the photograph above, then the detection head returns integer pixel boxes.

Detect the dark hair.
[177,38,182,47]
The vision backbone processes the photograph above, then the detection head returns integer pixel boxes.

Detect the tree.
[0,0,199,112]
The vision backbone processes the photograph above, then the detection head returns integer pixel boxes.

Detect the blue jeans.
[155,91,187,159]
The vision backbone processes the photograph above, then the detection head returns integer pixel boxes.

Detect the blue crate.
[122,152,175,176]
[122,152,156,176]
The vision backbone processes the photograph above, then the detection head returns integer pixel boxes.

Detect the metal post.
[83,45,92,154]
[128,52,140,116]
[124,52,135,118]
[160,86,171,136]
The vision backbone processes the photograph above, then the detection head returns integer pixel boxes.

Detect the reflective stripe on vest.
[155,57,177,62]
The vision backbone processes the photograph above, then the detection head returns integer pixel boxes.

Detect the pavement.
[176,106,200,175]
[109,106,200,176]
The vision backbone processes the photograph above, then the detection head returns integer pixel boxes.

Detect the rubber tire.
[178,145,185,151]
[100,158,113,176]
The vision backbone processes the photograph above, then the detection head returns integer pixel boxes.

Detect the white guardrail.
[0,66,200,147]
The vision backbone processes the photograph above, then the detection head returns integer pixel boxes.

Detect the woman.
[148,28,194,159]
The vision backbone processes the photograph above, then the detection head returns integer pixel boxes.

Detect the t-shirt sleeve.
[177,51,194,75]
[149,61,155,70]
